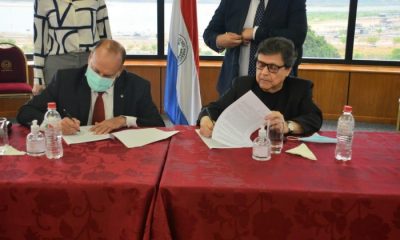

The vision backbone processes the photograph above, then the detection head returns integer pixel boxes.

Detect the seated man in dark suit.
[17,39,164,135]
[198,37,322,137]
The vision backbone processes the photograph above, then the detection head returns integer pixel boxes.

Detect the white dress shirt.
[239,0,268,77]
[87,85,137,127]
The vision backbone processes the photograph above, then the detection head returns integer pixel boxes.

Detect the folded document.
[112,128,179,148]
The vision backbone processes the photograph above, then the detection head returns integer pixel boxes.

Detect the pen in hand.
[62,109,80,132]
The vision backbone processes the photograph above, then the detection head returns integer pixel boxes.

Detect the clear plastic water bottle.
[44,102,63,159]
[335,105,355,161]
[26,119,45,156]
[252,125,271,161]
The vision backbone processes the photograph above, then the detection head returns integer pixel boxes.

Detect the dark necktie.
[248,0,265,76]
[92,92,105,124]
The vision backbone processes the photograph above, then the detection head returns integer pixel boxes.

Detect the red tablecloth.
[152,126,400,240]
[0,125,170,240]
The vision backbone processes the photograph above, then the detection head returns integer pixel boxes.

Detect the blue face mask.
[85,66,115,92]
[299,133,337,143]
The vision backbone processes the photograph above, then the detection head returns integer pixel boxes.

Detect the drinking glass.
[269,121,284,154]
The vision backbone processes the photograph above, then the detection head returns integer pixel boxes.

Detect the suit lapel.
[78,75,91,125]
[264,0,283,20]
[113,74,126,117]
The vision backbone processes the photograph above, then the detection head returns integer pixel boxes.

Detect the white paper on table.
[112,128,179,148]
[195,129,238,149]
[62,126,111,145]
[286,143,317,160]
[0,145,26,156]
[212,90,271,147]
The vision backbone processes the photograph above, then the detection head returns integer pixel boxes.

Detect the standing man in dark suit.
[17,39,164,135]
[198,37,322,138]
[204,0,307,95]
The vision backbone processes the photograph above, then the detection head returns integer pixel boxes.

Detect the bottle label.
[27,141,46,154]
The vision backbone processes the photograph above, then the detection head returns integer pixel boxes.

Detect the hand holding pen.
[199,108,215,138]
[61,109,81,135]
[205,108,216,125]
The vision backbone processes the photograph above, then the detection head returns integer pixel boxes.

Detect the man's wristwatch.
[287,121,295,135]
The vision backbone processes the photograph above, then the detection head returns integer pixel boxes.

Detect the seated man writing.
[17,39,164,135]
[198,37,322,137]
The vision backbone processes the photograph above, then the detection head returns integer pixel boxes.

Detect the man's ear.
[88,52,94,63]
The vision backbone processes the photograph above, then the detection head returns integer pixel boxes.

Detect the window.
[108,0,157,55]
[303,0,350,59]
[0,0,33,53]
[197,0,221,56]
[353,0,400,61]
[164,0,221,56]
[0,0,399,65]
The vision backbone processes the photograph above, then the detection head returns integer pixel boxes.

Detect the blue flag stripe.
[164,45,189,125]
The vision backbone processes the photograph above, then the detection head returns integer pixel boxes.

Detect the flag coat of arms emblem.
[164,0,202,125]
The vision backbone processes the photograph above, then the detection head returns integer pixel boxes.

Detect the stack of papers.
[210,91,270,148]
[195,129,234,149]
[62,126,111,145]
[62,126,179,148]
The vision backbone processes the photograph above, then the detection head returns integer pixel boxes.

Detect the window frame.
[22,0,399,66]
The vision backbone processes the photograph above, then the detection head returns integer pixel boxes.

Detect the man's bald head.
[92,39,126,67]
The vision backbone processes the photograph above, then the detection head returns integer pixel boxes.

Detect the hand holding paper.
[211,91,270,147]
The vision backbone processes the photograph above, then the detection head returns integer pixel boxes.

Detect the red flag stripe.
[179,0,199,73]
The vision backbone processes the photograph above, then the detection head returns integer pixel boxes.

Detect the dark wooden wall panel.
[125,66,161,112]
[298,70,349,120]
[198,67,219,106]
[0,96,31,118]
[348,72,400,123]
[1,63,398,125]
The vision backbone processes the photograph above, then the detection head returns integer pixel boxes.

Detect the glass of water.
[269,121,284,154]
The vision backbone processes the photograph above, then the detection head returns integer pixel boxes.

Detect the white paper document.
[112,128,179,148]
[62,126,111,145]
[195,129,236,149]
[211,91,271,147]
[0,145,26,156]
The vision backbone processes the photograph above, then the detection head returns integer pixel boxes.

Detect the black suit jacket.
[203,0,307,95]
[198,76,323,135]
[17,65,165,127]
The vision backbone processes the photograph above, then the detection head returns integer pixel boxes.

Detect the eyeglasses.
[256,60,286,73]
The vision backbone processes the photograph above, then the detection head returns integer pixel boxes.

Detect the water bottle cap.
[47,102,56,109]
[343,105,352,112]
